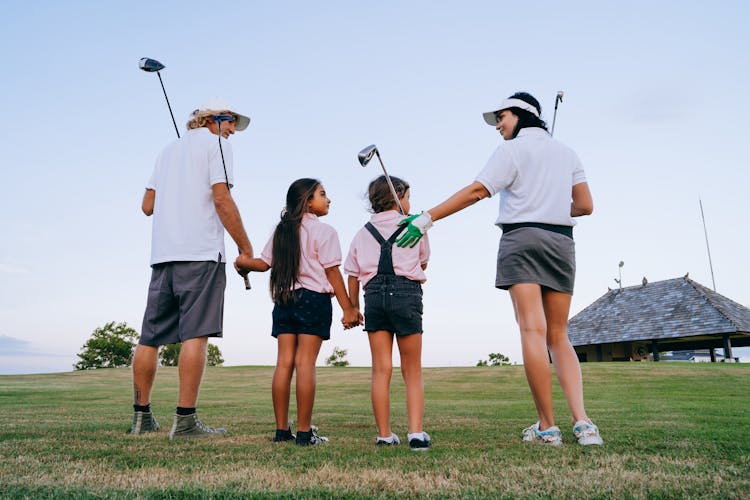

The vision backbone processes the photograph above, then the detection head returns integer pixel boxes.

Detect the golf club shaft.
[156,72,180,139]
[217,125,251,290]
[374,151,405,215]
[550,94,563,137]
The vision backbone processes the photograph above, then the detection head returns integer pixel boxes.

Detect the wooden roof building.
[567,275,750,361]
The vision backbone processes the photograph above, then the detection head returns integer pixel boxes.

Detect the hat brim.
[482,111,498,126]
[234,113,250,131]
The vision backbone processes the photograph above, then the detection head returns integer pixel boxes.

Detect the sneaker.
[573,419,604,446]
[408,431,431,451]
[273,427,296,442]
[128,411,160,434]
[522,422,562,446]
[168,414,228,440]
[375,433,401,446]
[295,426,329,446]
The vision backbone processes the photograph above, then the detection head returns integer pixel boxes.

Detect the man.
[130,98,254,440]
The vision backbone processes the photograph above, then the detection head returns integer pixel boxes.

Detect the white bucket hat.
[192,97,251,131]
[482,98,540,126]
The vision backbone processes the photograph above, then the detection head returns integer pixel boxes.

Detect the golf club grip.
[238,246,251,290]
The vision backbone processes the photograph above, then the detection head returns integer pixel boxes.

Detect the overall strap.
[364,223,407,276]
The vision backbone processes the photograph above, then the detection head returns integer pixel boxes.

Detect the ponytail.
[269,178,320,305]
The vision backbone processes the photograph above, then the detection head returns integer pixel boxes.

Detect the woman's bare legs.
[510,283,555,429]
[542,289,588,423]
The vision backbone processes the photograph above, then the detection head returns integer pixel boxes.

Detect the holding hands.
[341,307,363,330]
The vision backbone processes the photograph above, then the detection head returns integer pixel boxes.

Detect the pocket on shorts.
[391,291,423,319]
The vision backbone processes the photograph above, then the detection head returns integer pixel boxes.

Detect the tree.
[476,352,511,367]
[325,347,350,367]
[159,342,224,367]
[74,321,138,370]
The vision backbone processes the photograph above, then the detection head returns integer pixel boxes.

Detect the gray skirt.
[495,227,575,294]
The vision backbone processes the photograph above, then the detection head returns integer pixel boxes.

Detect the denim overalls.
[362,222,423,334]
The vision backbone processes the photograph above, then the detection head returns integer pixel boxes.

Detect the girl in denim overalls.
[344,175,432,450]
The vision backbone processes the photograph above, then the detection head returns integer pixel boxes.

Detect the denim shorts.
[140,261,226,346]
[363,275,423,336]
[271,288,333,340]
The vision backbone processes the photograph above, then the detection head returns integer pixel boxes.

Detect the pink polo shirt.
[344,210,430,288]
[260,213,342,295]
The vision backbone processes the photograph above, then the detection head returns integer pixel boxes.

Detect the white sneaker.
[407,431,431,451]
[375,433,401,446]
[573,419,603,445]
[522,421,562,446]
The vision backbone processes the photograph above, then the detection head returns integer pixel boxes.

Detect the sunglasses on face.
[212,114,236,123]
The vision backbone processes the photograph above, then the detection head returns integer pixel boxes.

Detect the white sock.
[377,433,397,443]
[408,431,428,442]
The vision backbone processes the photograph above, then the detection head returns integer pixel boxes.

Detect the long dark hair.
[507,92,549,139]
[270,178,320,305]
[368,175,409,213]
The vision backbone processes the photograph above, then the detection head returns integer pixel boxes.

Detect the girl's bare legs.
[295,334,323,431]
[272,334,297,430]
[509,283,555,429]
[368,330,394,437]
[396,333,424,434]
[542,289,588,423]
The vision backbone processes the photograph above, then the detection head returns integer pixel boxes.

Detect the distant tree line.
[75,321,223,370]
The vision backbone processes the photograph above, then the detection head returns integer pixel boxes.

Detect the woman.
[398,92,602,446]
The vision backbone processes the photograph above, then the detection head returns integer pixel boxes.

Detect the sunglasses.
[212,114,236,123]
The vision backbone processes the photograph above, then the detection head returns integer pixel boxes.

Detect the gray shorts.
[140,261,226,346]
[495,227,575,294]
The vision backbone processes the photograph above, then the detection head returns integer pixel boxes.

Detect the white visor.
[192,97,251,131]
[482,98,540,126]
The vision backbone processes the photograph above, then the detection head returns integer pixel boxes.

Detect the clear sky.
[1,1,749,374]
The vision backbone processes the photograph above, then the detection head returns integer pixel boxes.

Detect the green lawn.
[1,363,748,498]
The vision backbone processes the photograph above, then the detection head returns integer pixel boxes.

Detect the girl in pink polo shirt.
[344,175,431,451]
[239,178,360,446]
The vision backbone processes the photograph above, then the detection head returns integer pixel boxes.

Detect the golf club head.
[139,58,165,72]
[556,91,564,102]
[358,144,378,167]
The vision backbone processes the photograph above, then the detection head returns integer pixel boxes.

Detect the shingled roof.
[567,276,750,346]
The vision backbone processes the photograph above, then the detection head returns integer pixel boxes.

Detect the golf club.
[138,58,180,138]
[213,114,251,290]
[550,91,564,137]
[357,145,405,215]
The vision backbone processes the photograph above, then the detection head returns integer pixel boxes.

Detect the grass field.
[1,363,749,498]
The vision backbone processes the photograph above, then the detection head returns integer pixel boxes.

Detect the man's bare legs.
[132,344,158,406]
[176,337,208,408]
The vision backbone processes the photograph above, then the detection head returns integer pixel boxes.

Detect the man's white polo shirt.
[146,127,234,265]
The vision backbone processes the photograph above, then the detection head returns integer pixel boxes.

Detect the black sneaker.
[408,431,431,451]
[273,427,296,442]
[128,411,160,434]
[375,433,401,446]
[295,426,329,446]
